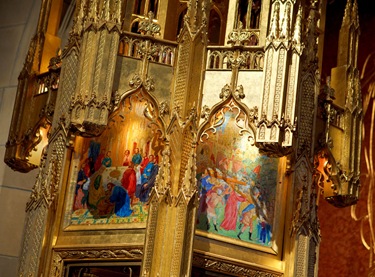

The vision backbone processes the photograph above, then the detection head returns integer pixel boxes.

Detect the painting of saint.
[196,106,278,247]
[70,92,164,225]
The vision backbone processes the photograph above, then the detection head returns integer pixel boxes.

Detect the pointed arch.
[195,90,281,249]
[176,8,187,39]
[208,7,223,45]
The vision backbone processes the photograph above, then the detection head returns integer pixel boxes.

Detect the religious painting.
[196,102,279,248]
[69,90,164,226]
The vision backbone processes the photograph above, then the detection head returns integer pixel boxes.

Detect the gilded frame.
[194,91,288,256]
[61,86,166,232]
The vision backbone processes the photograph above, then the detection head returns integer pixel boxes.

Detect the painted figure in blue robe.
[140,155,156,184]
[132,148,142,165]
[197,168,215,216]
[139,155,159,202]
[102,151,112,167]
[109,184,133,217]
[258,216,271,244]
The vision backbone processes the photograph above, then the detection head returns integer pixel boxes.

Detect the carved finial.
[181,147,197,196]
[183,0,209,34]
[73,0,86,34]
[155,145,171,191]
[101,0,110,21]
[292,5,302,46]
[268,3,280,41]
[352,0,359,27]
[114,0,122,24]
[138,12,161,36]
[227,22,251,46]
[88,0,98,22]
[129,74,142,88]
[342,0,352,27]
[280,3,291,40]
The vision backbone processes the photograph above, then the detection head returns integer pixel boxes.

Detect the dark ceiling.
[322,0,375,76]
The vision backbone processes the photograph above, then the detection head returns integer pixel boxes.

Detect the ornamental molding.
[192,252,283,277]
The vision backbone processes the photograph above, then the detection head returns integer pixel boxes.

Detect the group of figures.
[196,166,272,246]
[193,107,278,247]
[71,104,278,249]
[73,144,159,220]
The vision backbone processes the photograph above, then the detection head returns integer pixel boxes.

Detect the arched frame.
[62,85,167,231]
[195,92,287,255]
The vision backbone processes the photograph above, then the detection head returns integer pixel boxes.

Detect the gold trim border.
[51,247,143,277]
[192,251,284,277]
[51,246,283,276]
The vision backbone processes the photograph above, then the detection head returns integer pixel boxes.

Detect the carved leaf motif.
[234,85,245,100]
[227,24,251,46]
[157,101,169,118]
[129,74,142,88]
[138,12,161,36]
[201,105,210,121]
[144,76,155,91]
[219,84,231,99]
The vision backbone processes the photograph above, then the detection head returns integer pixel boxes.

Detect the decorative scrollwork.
[192,253,283,277]
[52,248,143,277]
[199,100,255,145]
[159,101,169,117]
[129,74,143,88]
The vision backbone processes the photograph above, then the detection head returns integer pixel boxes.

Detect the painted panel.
[69,91,163,226]
[196,104,278,247]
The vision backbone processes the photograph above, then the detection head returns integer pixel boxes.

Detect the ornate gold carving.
[138,12,161,37]
[154,145,171,193]
[69,0,122,137]
[173,33,191,116]
[181,145,197,196]
[27,134,65,210]
[207,47,264,70]
[219,84,231,100]
[52,248,143,277]
[200,105,211,121]
[129,74,143,88]
[138,40,160,60]
[315,0,362,208]
[18,204,48,277]
[144,76,155,92]
[256,1,308,156]
[219,84,246,101]
[192,253,283,277]
[159,101,170,117]
[267,3,280,41]
[227,24,251,46]
[5,52,61,172]
[291,154,319,239]
[199,89,257,148]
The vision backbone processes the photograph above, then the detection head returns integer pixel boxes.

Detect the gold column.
[70,0,122,136]
[140,0,210,276]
